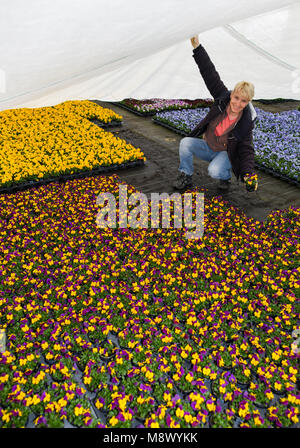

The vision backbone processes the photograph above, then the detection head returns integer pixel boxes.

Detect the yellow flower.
[170,418,180,428]
[186,373,193,383]
[74,406,85,416]
[32,395,41,405]
[207,401,216,412]
[238,403,249,418]
[123,411,133,421]
[176,407,184,418]
[184,413,193,423]
[274,381,282,391]
[224,392,233,402]
[95,399,103,409]
[203,367,211,376]
[254,416,262,426]
[159,407,166,420]
[0,374,9,383]
[118,398,128,412]
[17,391,26,401]
[210,371,218,380]
[291,414,299,424]
[83,376,92,385]
[109,416,118,427]
[44,393,51,402]
[2,412,10,423]
[163,392,171,402]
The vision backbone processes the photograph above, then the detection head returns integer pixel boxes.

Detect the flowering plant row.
[154,108,300,182]
[118,98,214,115]
[154,108,208,134]
[0,174,299,428]
[0,100,145,188]
[253,108,299,182]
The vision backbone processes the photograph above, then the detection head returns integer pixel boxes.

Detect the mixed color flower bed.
[117,98,213,115]
[0,174,299,428]
[154,108,300,182]
[0,100,145,189]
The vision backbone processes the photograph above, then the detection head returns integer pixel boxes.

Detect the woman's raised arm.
[190,35,228,100]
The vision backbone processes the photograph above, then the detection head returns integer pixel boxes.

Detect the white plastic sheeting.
[0,0,299,111]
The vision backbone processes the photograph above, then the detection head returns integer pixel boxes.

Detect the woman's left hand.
[243,173,258,191]
[190,36,200,49]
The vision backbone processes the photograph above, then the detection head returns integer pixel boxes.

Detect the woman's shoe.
[218,179,231,190]
[173,172,193,190]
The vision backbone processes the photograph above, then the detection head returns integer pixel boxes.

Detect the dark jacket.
[187,44,257,181]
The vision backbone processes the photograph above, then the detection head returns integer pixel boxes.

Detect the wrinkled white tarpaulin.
[0,0,299,111]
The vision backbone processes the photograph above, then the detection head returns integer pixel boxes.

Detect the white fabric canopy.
[0,0,299,111]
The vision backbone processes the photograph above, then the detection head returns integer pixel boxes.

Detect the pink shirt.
[214,111,238,137]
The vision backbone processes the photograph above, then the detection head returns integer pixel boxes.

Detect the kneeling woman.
[173,35,258,192]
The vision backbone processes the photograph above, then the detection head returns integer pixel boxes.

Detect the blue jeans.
[178,137,232,181]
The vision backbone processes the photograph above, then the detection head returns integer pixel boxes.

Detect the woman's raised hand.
[190,36,200,49]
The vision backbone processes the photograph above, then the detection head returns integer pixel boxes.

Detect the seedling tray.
[0,159,145,195]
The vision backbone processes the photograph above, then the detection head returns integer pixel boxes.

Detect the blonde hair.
[233,81,255,101]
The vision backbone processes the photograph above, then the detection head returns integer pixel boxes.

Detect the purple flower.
[116,412,125,422]
[140,383,152,392]
[166,414,172,426]
[36,416,47,425]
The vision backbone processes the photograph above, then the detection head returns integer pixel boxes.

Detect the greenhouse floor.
[92,99,300,222]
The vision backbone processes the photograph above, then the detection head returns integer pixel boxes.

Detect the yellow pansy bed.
[0,100,146,188]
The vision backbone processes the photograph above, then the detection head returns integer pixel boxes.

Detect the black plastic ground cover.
[153,118,300,187]
[0,159,145,195]
[88,118,123,128]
